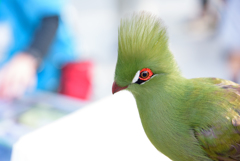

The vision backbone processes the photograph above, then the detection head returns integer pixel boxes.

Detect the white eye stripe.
[132,70,140,83]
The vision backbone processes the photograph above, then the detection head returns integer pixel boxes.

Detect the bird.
[112,12,240,161]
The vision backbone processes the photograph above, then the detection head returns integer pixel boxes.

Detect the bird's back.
[190,77,240,161]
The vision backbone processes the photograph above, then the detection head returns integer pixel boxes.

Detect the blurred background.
[0,0,240,160]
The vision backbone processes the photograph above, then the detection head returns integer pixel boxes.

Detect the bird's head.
[112,12,180,95]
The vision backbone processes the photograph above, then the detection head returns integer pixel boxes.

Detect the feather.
[113,12,240,161]
[115,12,180,87]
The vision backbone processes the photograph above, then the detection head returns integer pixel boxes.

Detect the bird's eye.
[139,68,153,81]
[132,68,154,84]
[140,71,149,80]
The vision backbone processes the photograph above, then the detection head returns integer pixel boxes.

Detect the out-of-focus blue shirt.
[0,0,77,91]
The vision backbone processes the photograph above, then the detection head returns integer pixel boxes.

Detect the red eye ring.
[139,68,153,81]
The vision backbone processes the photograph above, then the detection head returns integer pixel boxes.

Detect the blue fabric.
[0,143,12,161]
[0,0,77,91]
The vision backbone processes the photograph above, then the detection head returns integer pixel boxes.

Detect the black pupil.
[141,71,148,78]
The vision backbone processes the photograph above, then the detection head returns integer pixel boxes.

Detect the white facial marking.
[132,70,140,83]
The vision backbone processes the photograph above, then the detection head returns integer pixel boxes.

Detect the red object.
[139,68,153,81]
[60,61,93,101]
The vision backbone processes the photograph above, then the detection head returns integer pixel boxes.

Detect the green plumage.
[113,12,240,161]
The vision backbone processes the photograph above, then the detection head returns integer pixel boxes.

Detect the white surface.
[11,91,171,161]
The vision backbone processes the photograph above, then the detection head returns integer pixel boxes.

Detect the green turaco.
[112,12,240,161]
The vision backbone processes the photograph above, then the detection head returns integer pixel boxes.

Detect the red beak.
[112,81,128,94]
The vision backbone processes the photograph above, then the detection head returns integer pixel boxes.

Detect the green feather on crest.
[115,12,180,87]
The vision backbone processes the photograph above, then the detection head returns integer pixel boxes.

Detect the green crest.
[115,12,180,87]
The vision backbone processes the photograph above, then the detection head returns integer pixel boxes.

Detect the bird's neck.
[134,75,187,118]
[135,80,186,127]
[132,76,190,158]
